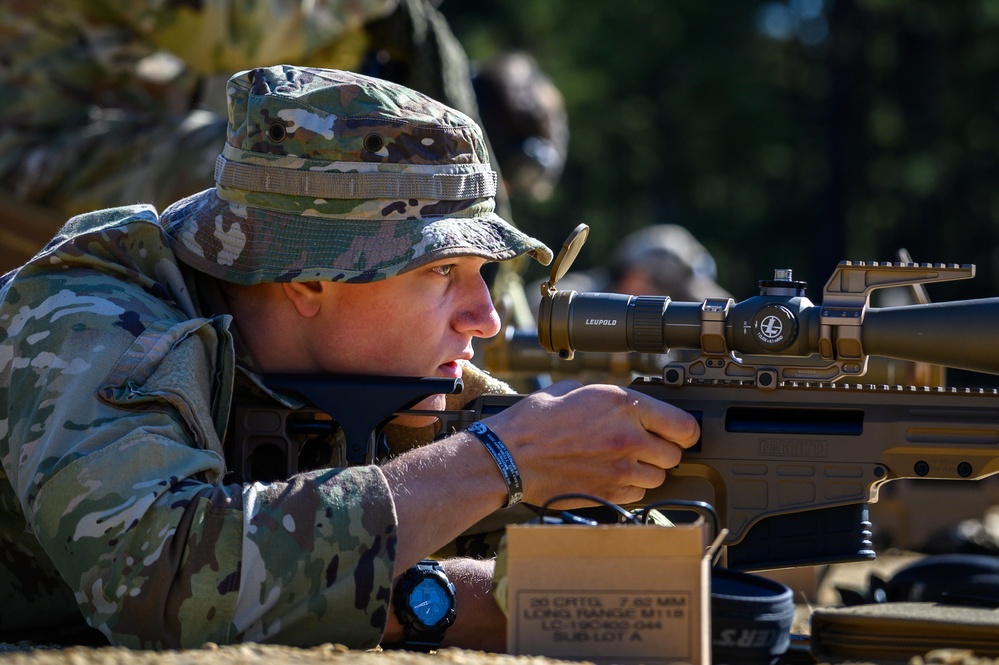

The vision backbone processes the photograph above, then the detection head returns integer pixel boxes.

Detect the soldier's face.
[311,256,501,415]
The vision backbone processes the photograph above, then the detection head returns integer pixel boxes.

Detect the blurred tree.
[821,0,999,301]
[443,0,999,301]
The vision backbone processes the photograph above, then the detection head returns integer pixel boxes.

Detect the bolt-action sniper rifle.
[231,224,999,571]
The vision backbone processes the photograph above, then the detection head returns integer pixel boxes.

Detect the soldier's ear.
[280,281,325,318]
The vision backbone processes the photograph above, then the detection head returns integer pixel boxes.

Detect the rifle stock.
[230,374,463,481]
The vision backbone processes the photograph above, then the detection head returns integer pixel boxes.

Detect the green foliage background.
[443,0,999,302]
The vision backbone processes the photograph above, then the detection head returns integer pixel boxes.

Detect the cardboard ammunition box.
[505,522,725,665]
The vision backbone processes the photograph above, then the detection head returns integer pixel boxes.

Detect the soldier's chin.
[390,393,446,429]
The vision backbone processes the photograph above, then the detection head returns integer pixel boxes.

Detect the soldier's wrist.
[466,422,523,508]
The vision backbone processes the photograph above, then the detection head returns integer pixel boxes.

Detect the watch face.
[410,577,451,627]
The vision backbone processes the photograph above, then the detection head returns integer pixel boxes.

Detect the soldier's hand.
[483,380,700,507]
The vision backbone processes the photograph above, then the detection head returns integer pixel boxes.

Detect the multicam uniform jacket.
[0,207,400,648]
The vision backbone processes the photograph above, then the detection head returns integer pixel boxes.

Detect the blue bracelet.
[467,422,524,508]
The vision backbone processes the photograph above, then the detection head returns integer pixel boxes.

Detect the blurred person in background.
[1,0,394,225]
[472,51,569,204]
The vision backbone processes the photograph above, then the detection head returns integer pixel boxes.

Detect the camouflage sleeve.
[83,0,400,75]
[0,210,397,648]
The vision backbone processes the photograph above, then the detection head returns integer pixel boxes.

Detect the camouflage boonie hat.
[161,65,553,284]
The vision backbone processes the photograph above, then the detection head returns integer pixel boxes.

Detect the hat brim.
[161,188,553,284]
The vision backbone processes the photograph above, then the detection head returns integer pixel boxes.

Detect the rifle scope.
[536,224,999,379]
[538,288,999,377]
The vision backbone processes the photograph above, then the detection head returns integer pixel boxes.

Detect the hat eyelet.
[364,134,384,153]
[268,123,287,142]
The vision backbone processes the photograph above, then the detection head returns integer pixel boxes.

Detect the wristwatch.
[392,559,457,651]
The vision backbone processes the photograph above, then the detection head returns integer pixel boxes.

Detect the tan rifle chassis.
[425,377,999,571]
[231,377,999,571]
